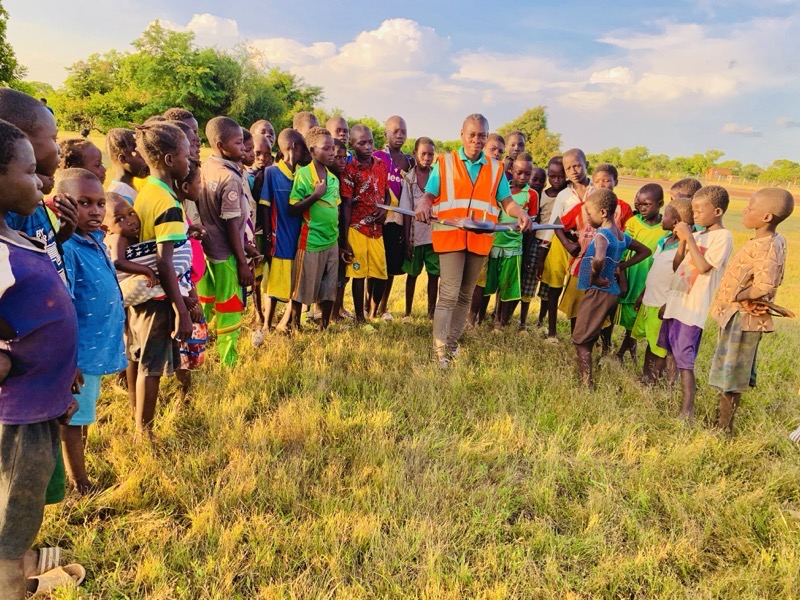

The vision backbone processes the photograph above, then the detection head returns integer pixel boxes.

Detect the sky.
[6,0,800,166]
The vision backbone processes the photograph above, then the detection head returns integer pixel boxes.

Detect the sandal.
[35,547,62,577]
[28,563,85,597]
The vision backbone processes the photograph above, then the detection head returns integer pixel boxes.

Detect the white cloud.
[777,116,800,128]
[162,13,241,48]
[722,123,763,137]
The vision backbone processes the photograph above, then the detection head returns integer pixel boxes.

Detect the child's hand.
[616,267,628,295]
[174,311,194,342]
[313,180,327,199]
[405,240,414,261]
[340,245,354,264]
[54,194,79,240]
[591,275,611,288]
[57,398,79,425]
[0,351,10,383]
[658,304,666,320]
[188,224,206,240]
[189,303,204,323]
[373,207,388,225]
[71,368,84,395]
[564,240,580,257]
[237,261,254,287]
[741,299,769,316]
[523,258,533,273]
[674,222,692,241]
[634,297,643,312]
[145,268,159,288]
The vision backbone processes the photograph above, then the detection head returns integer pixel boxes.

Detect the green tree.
[740,163,763,180]
[0,1,25,85]
[348,116,386,150]
[620,146,650,170]
[762,159,800,183]
[498,106,561,167]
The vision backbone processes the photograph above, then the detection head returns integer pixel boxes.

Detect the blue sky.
[6,0,800,166]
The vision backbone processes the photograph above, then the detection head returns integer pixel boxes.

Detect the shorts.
[346,228,387,279]
[293,246,339,305]
[631,305,667,358]
[521,238,544,302]
[541,237,570,289]
[572,288,618,346]
[657,318,703,371]
[179,318,208,371]
[126,299,180,377]
[484,254,521,302]
[383,222,405,276]
[0,419,59,559]
[71,373,102,426]
[617,302,639,331]
[403,244,440,277]
[45,444,65,504]
[198,256,245,315]
[266,257,296,302]
[476,256,489,287]
[558,275,584,319]
[708,312,762,393]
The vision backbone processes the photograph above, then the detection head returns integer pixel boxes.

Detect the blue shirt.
[424,147,512,202]
[577,228,632,294]
[260,162,303,260]
[63,230,127,375]
[5,205,67,287]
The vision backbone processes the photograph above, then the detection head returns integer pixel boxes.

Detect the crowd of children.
[0,87,797,596]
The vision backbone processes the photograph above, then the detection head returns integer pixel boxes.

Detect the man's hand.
[54,194,79,242]
[674,222,693,242]
[58,398,79,425]
[517,212,532,233]
[237,261,254,287]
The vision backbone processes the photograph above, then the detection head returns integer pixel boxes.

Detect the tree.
[739,163,763,180]
[620,146,650,170]
[0,1,26,85]
[498,106,561,167]
[762,159,800,183]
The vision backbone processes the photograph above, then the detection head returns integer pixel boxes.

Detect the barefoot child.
[659,185,733,420]
[58,169,126,493]
[708,188,794,432]
[519,166,547,330]
[106,128,148,204]
[331,139,354,321]
[572,189,650,388]
[533,156,567,329]
[503,130,526,178]
[59,138,106,184]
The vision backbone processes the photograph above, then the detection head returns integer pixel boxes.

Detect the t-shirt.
[663,228,734,329]
[0,234,77,424]
[618,214,666,305]
[577,228,632,294]
[561,200,633,277]
[399,169,432,247]
[540,183,593,244]
[107,181,138,205]
[63,230,127,376]
[290,164,340,252]
[641,234,680,308]
[425,147,512,206]
[134,177,187,245]
[493,185,538,251]
[198,155,249,263]
[341,156,389,239]
[374,149,414,226]
[5,205,67,286]
[535,190,559,241]
[261,161,303,260]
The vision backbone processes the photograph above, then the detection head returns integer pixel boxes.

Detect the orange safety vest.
[430,151,504,255]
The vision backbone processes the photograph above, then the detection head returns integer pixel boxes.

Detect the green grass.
[40,148,800,597]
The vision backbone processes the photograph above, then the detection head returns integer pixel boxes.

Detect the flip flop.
[28,563,86,597]
[35,547,62,577]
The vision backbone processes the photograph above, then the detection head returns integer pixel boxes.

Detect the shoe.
[437,356,451,369]
[251,329,265,348]
[381,312,394,321]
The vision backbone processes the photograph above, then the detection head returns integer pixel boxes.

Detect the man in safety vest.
[414,113,532,366]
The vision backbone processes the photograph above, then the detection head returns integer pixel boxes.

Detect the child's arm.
[108,234,158,287]
[619,239,652,271]
[735,241,785,302]
[156,241,193,341]
[288,179,325,216]
[590,232,609,287]
[673,223,713,274]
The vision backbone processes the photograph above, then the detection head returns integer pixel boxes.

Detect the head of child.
[634,183,664,220]
[414,137,435,170]
[511,153,534,189]
[662,197,692,232]
[0,119,43,217]
[55,168,105,234]
[292,111,320,139]
[691,185,729,229]
[306,127,335,168]
[163,107,199,139]
[253,134,272,170]
[584,188,618,229]
[0,89,60,194]
[349,124,375,162]
[172,120,201,160]
[591,163,617,191]
[176,158,202,203]
[331,139,348,176]
[563,148,588,186]
[529,167,546,195]
[546,156,567,193]
[59,138,106,184]
[206,116,245,163]
[103,192,141,241]
[505,131,526,160]
[106,128,148,179]
[326,116,349,145]
[277,128,310,167]
[385,116,407,151]
[135,122,191,183]
[743,188,795,233]
[670,178,702,201]
[242,129,255,167]
[250,120,276,150]
[485,133,505,162]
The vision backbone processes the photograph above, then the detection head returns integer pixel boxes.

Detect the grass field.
[39,145,800,597]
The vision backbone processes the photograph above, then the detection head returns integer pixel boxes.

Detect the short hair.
[59,138,97,170]
[326,116,347,128]
[668,197,693,224]
[252,133,270,148]
[695,185,729,213]
[106,128,137,158]
[506,130,526,142]
[637,183,664,203]
[0,119,29,175]
[462,113,489,130]
[670,178,702,198]
[135,122,187,166]
[249,119,268,133]
[531,167,546,178]
[242,128,253,143]
[548,156,563,168]
[756,188,795,225]
[514,152,534,164]
[104,191,129,208]
[54,167,100,194]
[305,126,331,149]
[586,188,618,215]
[333,139,347,152]
[205,116,242,147]
[487,133,505,146]
[349,123,372,139]
[163,107,195,122]
[143,115,167,124]
[0,88,51,135]
[292,111,318,130]
[414,136,435,152]
[172,120,194,139]
[563,148,587,164]
[179,157,201,187]
[277,128,304,153]
[593,163,618,182]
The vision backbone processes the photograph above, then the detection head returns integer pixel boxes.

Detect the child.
[485,133,505,162]
[400,137,438,321]
[197,117,255,367]
[240,129,267,341]
[0,121,77,599]
[615,183,665,363]
[293,111,320,139]
[533,156,567,329]
[670,178,702,201]
[59,138,106,184]
[260,129,310,332]
[171,120,201,161]
[485,153,538,327]
[250,119,276,152]
[340,123,391,323]
[250,133,273,198]
[519,166,547,330]
[130,122,192,439]
[708,188,794,432]
[632,197,694,384]
[58,169,126,494]
[288,126,341,330]
[106,128,148,204]
[503,130,526,178]
[659,185,733,420]
[373,115,414,320]
[163,107,199,141]
[572,189,650,388]
[331,139,354,321]
[326,116,350,148]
